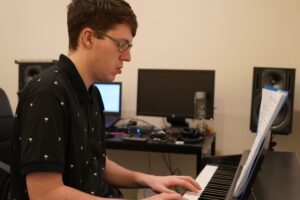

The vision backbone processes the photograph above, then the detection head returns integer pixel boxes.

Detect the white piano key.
[183,165,218,200]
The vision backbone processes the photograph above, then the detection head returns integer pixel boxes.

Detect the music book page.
[234,87,288,197]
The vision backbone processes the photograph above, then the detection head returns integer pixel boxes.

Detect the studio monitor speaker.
[250,67,296,134]
[15,60,57,93]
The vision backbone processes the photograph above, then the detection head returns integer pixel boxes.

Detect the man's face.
[89,23,133,83]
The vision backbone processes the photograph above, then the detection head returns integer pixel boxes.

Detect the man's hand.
[144,175,201,194]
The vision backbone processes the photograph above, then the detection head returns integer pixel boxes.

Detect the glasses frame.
[95,30,133,52]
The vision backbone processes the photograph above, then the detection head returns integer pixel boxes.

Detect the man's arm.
[104,157,201,193]
[26,171,195,200]
[26,172,122,200]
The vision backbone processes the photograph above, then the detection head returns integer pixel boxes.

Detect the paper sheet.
[234,87,288,197]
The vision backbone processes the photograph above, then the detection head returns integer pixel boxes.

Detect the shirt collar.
[57,54,95,103]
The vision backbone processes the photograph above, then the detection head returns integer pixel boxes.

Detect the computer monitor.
[136,69,215,127]
[94,82,122,114]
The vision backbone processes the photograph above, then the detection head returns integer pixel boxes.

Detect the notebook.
[94,82,122,128]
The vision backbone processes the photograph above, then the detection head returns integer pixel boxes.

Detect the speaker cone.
[251,94,291,132]
[261,69,286,89]
[24,65,43,87]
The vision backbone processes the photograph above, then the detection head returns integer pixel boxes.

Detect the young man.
[10,0,201,199]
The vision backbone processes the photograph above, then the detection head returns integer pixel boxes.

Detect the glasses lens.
[119,42,128,52]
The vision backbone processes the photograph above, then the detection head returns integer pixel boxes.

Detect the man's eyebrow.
[119,38,131,43]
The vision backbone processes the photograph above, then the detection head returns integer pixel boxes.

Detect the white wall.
[120,0,300,157]
[1,0,299,175]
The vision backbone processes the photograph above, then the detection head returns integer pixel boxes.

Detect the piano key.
[206,183,231,190]
[202,188,228,196]
[213,173,235,179]
[183,165,218,200]
[184,155,242,200]
[200,193,226,200]
[206,183,230,189]
[201,194,226,199]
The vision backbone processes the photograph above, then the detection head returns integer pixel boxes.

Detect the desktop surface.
[105,132,216,174]
[105,133,214,151]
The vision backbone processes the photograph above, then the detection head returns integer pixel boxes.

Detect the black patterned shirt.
[10,54,107,199]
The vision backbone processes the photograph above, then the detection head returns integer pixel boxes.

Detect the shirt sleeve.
[19,89,68,175]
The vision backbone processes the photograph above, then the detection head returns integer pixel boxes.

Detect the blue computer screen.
[94,83,121,113]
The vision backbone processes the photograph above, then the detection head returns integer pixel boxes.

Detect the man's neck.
[67,51,93,90]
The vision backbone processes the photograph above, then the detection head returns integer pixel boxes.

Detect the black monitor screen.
[136,69,215,120]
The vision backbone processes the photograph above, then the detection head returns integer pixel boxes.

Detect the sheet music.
[234,87,288,197]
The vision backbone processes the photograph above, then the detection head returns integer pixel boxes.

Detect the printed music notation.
[234,86,288,197]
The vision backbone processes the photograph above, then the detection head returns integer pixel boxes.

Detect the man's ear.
[79,28,94,49]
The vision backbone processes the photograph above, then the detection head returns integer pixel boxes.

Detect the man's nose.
[120,49,131,62]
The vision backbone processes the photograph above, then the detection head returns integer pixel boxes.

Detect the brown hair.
[67,0,138,50]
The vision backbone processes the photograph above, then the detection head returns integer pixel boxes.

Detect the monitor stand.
[166,116,188,128]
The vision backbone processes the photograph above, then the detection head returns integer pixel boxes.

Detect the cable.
[147,152,152,174]
[161,153,182,175]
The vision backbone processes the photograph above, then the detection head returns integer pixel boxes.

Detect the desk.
[105,133,216,174]
[253,151,300,200]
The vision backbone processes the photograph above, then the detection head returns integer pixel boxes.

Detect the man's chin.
[96,74,117,83]
[104,76,116,83]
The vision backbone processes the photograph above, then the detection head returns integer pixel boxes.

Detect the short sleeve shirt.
[10,54,107,199]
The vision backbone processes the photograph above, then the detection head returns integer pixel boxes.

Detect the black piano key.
[203,188,228,196]
[216,170,236,176]
[199,197,224,200]
[198,166,238,199]
[210,177,232,185]
[214,173,234,178]
[218,165,238,172]
[204,188,230,196]
[204,154,241,167]
[198,155,242,200]
[206,183,231,190]
[199,193,226,200]
[219,168,238,173]
[201,188,227,196]
[199,197,222,200]
[205,183,231,191]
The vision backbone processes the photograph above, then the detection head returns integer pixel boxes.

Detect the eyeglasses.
[95,30,133,52]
